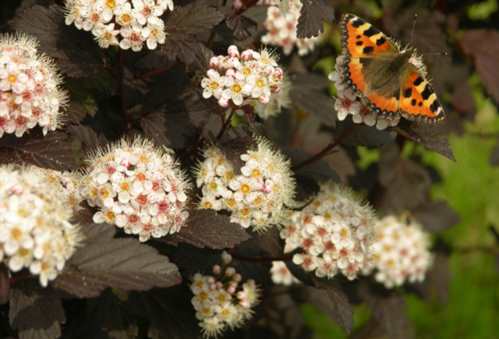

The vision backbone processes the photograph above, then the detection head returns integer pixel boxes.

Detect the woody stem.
[292,126,354,171]
[216,109,236,140]
[228,249,294,262]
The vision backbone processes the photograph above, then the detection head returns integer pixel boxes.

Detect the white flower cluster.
[261,0,322,56]
[365,215,433,288]
[201,45,284,108]
[80,138,190,242]
[190,252,260,338]
[195,139,295,232]
[0,34,67,138]
[281,182,375,280]
[329,54,400,130]
[0,166,82,287]
[64,0,173,51]
[270,261,299,286]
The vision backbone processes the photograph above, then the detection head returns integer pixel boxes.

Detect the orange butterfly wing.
[341,14,400,114]
[399,69,444,121]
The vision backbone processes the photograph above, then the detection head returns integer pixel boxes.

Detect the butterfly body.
[340,14,444,122]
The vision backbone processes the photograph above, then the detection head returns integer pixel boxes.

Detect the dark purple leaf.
[68,125,107,153]
[363,292,414,339]
[461,30,499,104]
[412,200,460,232]
[167,210,250,249]
[289,73,335,127]
[297,0,334,38]
[54,223,181,298]
[159,1,223,66]
[400,122,455,161]
[9,287,65,339]
[304,284,353,333]
[418,254,451,304]
[0,131,79,171]
[377,145,431,213]
[140,111,170,146]
[0,265,9,304]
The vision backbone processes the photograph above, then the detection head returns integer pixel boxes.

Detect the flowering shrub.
[195,138,295,231]
[80,138,190,242]
[0,165,82,286]
[190,252,260,337]
[281,182,375,280]
[365,215,433,288]
[0,0,493,338]
[64,0,173,51]
[0,34,67,137]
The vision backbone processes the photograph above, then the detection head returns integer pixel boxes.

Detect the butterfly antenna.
[409,12,418,45]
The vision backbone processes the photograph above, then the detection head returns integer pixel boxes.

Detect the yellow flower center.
[225,198,236,209]
[18,248,30,257]
[240,184,250,193]
[120,182,130,191]
[105,211,115,221]
[106,0,116,9]
[11,227,22,241]
[256,79,265,88]
[208,182,218,190]
[120,14,132,24]
[7,74,16,84]
[251,169,261,178]
[232,84,242,93]
[202,201,212,209]
[242,67,251,76]
[209,81,219,90]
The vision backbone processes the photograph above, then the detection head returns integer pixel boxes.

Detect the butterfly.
[340,13,445,122]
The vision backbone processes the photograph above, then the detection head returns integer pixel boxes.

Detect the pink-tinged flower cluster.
[0,166,82,287]
[195,138,295,232]
[281,182,375,280]
[329,54,400,130]
[201,45,284,108]
[190,252,260,338]
[80,138,190,242]
[261,0,322,56]
[270,261,299,286]
[0,34,67,138]
[64,0,173,51]
[365,215,433,288]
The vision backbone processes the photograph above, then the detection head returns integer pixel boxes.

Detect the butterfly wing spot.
[376,37,387,46]
[413,76,424,86]
[363,46,374,54]
[400,71,444,121]
[342,14,396,58]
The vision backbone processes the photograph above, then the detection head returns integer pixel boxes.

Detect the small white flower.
[270,261,299,286]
